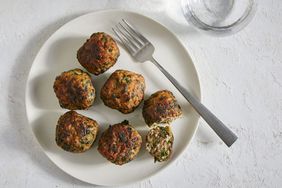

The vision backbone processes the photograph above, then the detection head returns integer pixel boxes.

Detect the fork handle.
[150,57,238,147]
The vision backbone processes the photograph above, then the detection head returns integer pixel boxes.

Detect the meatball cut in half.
[146,126,174,162]
[142,90,182,127]
[77,32,120,75]
[100,69,145,114]
[56,111,99,153]
[53,69,95,110]
[98,120,142,165]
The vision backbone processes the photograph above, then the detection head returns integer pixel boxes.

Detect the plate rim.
[24,9,202,186]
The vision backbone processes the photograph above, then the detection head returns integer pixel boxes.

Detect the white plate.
[25,10,201,186]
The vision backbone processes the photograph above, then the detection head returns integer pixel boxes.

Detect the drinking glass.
[181,0,257,36]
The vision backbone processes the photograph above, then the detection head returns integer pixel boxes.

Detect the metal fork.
[113,19,238,147]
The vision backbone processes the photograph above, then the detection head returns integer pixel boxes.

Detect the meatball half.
[98,120,142,165]
[77,32,120,75]
[146,126,174,162]
[100,69,145,114]
[53,69,95,110]
[55,111,99,153]
[142,90,182,127]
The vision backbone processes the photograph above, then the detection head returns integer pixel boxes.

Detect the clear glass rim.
[181,0,257,35]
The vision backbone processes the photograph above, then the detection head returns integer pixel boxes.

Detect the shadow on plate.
[31,111,61,152]
[90,72,110,107]
[45,36,86,71]
[133,129,153,162]
[28,71,59,110]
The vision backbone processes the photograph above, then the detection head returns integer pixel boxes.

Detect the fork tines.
[112,19,148,54]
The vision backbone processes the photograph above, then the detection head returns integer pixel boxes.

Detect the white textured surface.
[0,0,281,187]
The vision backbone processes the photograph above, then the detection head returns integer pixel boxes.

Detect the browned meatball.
[98,120,142,165]
[142,90,182,127]
[55,111,99,153]
[100,69,145,114]
[146,126,174,162]
[77,32,120,75]
[53,69,95,110]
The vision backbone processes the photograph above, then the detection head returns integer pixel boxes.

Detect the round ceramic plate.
[25,10,201,186]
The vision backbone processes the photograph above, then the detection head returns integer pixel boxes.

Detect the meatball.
[98,120,142,165]
[142,90,182,127]
[53,69,95,110]
[77,32,120,75]
[146,126,174,162]
[100,69,145,114]
[55,111,99,153]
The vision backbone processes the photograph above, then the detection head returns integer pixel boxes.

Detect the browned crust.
[77,32,120,75]
[56,111,99,153]
[98,120,142,165]
[53,68,95,110]
[100,69,145,114]
[142,90,182,127]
